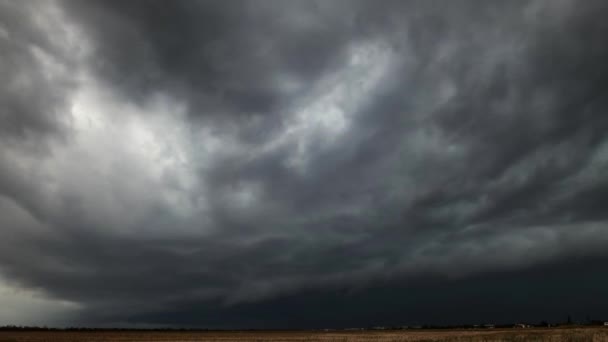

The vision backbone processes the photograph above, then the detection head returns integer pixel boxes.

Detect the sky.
[1,0,608,329]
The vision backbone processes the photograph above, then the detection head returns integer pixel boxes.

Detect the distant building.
[514,324,529,328]
[604,322,608,326]
[484,324,495,329]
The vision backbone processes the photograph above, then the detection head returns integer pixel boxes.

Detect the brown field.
[1,328,607,342]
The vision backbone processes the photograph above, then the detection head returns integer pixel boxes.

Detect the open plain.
[1,328,608,342]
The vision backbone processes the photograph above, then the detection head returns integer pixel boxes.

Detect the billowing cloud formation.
[1,0,608,327]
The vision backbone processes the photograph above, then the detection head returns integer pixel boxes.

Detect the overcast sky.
[1,0,608,328]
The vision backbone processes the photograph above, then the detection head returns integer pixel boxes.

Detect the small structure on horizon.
[604,322,608,326]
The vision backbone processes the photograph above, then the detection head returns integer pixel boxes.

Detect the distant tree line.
[1,319,607,332]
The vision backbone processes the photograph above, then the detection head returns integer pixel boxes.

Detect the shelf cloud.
[1,0,608,327]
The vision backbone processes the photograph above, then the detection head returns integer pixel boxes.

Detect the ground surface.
[0,328,607,341]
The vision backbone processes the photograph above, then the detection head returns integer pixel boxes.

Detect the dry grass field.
[0,328,607,342]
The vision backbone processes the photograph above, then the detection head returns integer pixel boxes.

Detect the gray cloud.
[0,0,76,141]
[1,0,608,327]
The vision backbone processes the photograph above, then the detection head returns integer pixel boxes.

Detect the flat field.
[0,327,608,342]
[0,328,607,342]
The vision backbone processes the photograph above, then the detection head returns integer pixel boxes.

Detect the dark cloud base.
[112,255,608,329]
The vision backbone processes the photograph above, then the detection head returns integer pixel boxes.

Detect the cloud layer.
[1,0,608,327]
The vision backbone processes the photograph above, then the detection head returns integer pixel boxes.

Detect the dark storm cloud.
[1,0,608,327]
[62,0,360,123]
[116,255,608,329]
